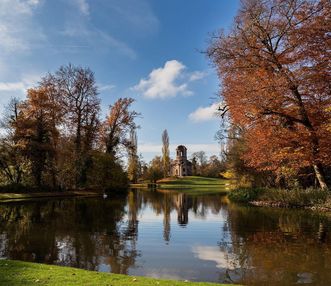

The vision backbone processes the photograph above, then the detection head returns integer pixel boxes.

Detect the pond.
[0,189,331,285]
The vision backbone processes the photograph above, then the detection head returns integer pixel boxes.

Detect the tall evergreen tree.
[162,129,170,177]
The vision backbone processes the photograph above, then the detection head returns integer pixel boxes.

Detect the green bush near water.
[228,188,264,203]
[229,187,329,206]
[260,187,328,206]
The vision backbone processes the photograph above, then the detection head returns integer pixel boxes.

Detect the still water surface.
[0,189,331,285]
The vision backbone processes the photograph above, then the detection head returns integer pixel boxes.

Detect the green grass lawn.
[0,260,234,286]
[158,176,227,185]
[156,176,232,194]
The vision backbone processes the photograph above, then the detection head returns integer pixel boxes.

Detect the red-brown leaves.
[209,0,331,188]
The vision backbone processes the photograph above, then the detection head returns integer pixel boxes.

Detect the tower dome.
[176,145,187,160]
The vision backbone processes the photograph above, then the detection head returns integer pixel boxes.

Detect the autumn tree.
[208,0,331,189]
[217,123,266,185]
[161,129,170,177]
[191,151,207,175]
[205,155,226,178]
[0,98,27,184]
[146,156,163,183]
[0,65,139,191]
[103,97,139,156]
[14,87,63,187]
[53,64,100,186]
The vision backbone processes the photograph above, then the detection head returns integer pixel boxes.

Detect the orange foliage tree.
[208,0,331,189]
[15,86,62,187]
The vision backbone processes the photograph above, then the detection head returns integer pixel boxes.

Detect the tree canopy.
[208,0,331,189]
[0,64,140,191]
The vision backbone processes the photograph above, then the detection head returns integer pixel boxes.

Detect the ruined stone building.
[171,145,192,176]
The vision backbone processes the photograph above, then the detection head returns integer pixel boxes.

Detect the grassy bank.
[228,187,331,211]
[0,190,101,202]
[130,176,232,194]
[156,176,231,194]
[0,260,232,286]
[129,183,149,188]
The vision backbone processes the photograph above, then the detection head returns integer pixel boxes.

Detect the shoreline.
[0,259,231,286]
[249,200,331,213]
[0,190,102,203]
[130,176,231,193]
[228,187,331,213]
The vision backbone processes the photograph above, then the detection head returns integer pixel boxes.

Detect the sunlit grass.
[0,260,233,286]
[155,176,232,194]
[158,176,226,185]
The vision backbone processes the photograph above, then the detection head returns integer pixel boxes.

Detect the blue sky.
[0,0,239,162]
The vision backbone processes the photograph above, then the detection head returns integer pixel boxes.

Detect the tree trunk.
[310,131,329,190]
[313,164,328,190]
[288,85,329,190]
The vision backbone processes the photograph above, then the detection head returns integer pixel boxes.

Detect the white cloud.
[143,270,187,281]
[27,0,41,6]
[189,71,208,82]
[189,103,220,122]
[0,82,25,92]
[0,73,41,93]
[0,0,45,53]
[0,73,42,111]
[192,246,240,270]
[133,60,194,99]
[73,0,89,15]
[98,83,116,92]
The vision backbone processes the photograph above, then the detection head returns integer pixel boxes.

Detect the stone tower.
[176,145,187,161]
[171,145,192,176]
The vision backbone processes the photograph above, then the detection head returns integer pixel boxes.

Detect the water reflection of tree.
[222,204,331,285]
[0,195,140,274]
[0,190,229,274]
[8,190,327,284]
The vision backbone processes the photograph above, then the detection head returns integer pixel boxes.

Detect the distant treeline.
[140,150,227,183]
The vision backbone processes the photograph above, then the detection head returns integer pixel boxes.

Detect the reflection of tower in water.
[174,193,193,226]
[161,193,193,242]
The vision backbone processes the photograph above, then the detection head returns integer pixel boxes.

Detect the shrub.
[87,152,129,192]
[259,187,328,206]
[228,188,265,203]
[229,186,329,206]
